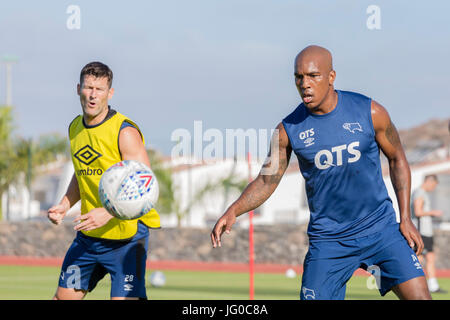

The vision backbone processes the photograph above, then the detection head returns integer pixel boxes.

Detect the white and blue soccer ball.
[99,160,159,220]
[150,271,166,287]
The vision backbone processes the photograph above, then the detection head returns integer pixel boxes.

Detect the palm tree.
[0,105,69,219]
[13,133,69,180]
[0,106,16,219]
[13,134,69,213]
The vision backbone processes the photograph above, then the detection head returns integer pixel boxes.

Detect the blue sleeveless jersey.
[282,90,397,241]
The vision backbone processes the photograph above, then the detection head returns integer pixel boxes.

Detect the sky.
[0,1,449,155]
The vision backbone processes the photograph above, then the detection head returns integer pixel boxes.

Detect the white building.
[4,156,450,230]
[161,158,310,228]
[1,175,40,221]
[1,159,80,221]
[162,157,450,229]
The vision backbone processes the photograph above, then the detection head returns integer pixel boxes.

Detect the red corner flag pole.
[247,152,255,300]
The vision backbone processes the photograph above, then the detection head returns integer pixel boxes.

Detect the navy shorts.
[300,223,425,300]
[58,222,149,298]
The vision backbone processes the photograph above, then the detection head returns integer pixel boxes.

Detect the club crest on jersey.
[302,287,316,300]
[343,122,363,133]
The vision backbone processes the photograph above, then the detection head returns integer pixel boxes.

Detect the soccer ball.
[98,160,159,220]
[285,268,297,278]
[150,271,166,287]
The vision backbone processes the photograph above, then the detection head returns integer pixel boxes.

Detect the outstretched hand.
[47,203,69,225]
[210,212,236,248]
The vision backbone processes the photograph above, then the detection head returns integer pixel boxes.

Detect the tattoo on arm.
[385,119,409,192]
[390,161,409,192]
[261,149,289,184]
[373,102,411,219]
[385,120,401,148]
[390,160,411,220]
[230,135,291,216]
[384,119,411,217]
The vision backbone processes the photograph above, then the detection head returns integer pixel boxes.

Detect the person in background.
[411,174,446,293]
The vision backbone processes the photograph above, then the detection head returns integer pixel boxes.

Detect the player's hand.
[47,203,69,225]
[73,208,113,232]
[211,211,236,248]
[399,219,424,256]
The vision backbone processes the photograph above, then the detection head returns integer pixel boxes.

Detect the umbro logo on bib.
[74,144,102,165]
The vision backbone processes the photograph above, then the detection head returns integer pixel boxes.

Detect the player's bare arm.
[371,100,423,255]
[47,173,80,225]
[74,125,149,232]
[211,122,292,247]
[118,125,151,167]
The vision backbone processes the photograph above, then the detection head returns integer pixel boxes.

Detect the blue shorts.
[58,222,149,298]
[300,223,425,300]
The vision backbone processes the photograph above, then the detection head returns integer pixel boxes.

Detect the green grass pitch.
[0,265,449,300]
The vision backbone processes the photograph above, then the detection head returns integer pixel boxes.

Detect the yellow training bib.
[69,107,161,240]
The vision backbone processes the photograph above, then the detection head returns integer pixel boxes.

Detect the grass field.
[0,265,449,300]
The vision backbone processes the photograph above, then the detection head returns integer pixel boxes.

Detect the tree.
[0,105,69,220]
[13,133,69,182]
[0,106,16,219]
[147,148,174,215]
[13,134,69,214]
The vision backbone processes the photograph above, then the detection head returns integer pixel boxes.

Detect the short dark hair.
[424,174,438,183]
[80,61,113,88]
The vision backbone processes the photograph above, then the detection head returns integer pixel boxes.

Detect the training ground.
[0,256,449,300]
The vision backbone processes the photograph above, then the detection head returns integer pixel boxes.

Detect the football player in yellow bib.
[47,62,160,300]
